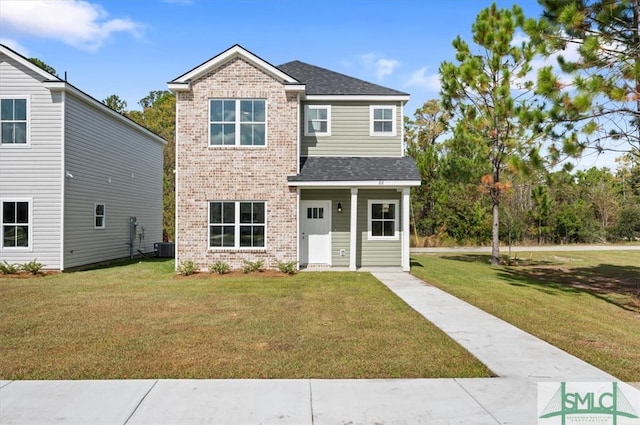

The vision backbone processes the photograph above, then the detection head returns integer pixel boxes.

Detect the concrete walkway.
[1,272,636,425]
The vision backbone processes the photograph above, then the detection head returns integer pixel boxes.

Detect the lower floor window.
[209,201,265,248]
[1,200,30,248]
[368,200,398,240]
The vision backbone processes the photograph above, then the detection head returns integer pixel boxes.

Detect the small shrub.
[209,260,230,275]
[22,259,43,275]
[177,260,198,276]
[242,259,264,273]
[0,260,21,275]
[276,260,297,275]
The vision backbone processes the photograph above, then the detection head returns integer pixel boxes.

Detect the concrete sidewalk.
[1,272,635,425]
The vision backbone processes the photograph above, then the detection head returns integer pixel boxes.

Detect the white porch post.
[349,188,358,271]
[402,187,410,271]
[296,187,301,270]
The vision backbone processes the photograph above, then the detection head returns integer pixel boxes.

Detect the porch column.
[349,188,358,271]
[402,187,410,271]
[296,187,301,270]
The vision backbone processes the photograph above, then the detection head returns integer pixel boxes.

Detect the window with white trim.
[209,99,266,146]
[94,203,105,229]
[209,201,266,248]
[1,200,30,248]
[1,98,28,145]
[370,105,396,136]
[304,105,331,136]
[368,200,399,240]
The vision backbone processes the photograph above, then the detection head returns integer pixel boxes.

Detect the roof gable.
[169,44,301,91]
[0,44,61,82]
[277,60,409,97]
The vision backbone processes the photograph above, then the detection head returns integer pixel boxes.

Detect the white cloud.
[357,52,400,81]
[405,66,441,92]
[375,58,400,80]
[0,0,144,51]
[0,38,30,57]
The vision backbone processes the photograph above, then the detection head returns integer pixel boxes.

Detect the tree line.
[406,100,640,247]
[407,0,640,260]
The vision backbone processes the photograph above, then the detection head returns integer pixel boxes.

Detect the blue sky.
[0,0,620,169]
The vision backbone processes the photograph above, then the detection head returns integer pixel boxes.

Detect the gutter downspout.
[59,90,66,271]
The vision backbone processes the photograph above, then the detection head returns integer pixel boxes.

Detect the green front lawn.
[0,259,490,380]
[411,251,640,382]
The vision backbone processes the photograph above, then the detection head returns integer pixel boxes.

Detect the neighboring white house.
[0,44,166,270]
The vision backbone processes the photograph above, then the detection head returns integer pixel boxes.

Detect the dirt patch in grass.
[506,263,640,313]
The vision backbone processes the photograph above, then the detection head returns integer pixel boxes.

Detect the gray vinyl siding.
[301,189,350,267]
[0,54,63,269]
[357,189,402,267]
[63,93,164,269]
[301,102,402,157]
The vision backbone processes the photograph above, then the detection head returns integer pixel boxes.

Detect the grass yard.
[411,250,640,382]
[0,259,491,380]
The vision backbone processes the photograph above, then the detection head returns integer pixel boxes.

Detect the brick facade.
[175,58,298,270]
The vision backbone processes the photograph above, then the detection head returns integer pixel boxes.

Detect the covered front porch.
[288,157,421,272]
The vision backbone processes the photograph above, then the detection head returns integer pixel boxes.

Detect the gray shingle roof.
[278,61,408,96]
[288,157,420,182]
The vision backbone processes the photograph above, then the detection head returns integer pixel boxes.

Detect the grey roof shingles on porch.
[287,157,421,183]
[277,61,409,96]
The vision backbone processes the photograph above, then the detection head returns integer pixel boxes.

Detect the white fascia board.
[42,81,66,91]
[167,82,190,92]
[171,45,299,85]
[304,95,410,103]
[288,180,421,187]
[284,84,306,92]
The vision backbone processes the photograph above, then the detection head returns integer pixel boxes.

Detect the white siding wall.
[63,94,164,269]
[0,54,62,269]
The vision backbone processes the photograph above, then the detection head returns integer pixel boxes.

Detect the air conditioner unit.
[154,242,175,258]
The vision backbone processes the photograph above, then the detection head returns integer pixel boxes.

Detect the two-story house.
[0,44,165,270]
[169,45,419,271]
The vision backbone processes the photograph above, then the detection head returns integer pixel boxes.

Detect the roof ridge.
[277,60,408,97]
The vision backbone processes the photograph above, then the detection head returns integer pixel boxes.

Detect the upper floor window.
[304,105,331,136]
[1,98,28,145]
[370,105,396,136]
[209,99,266,146]
[1,200,31,248]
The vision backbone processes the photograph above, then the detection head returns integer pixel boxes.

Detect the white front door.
[300,200,331,265]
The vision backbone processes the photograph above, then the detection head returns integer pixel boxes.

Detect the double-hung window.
[368,200,399,240]
[209,201,266,248]
[370,105,396,136]
[1,98,28,145]
[304,105,331,136]
[94,203,106,229]
[210,99,266,146]
[1,200,30,248]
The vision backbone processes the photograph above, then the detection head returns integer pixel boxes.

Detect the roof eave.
[287,180,421,187]
[303,94,410,103]
[168,82,190,93]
